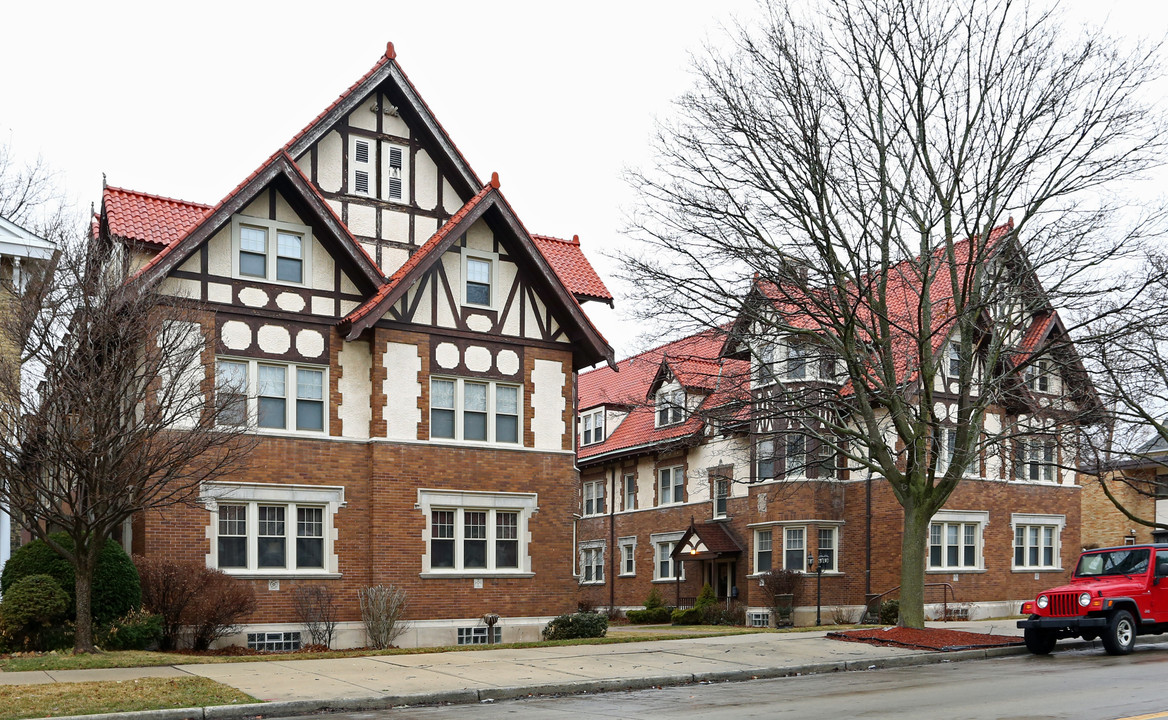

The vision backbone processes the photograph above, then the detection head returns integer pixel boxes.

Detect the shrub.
[627,606,672,624]
[702,601,746,626]
[671,607,702,625]
[694,583,717,613]
[542,612,608,640]
[643,587,665,610]
[291,585,339,649]
[830,606,860,625]
[135,556,201,650]
[0,575,69,650]
[2,534,141,625]
[359,585,409,650]
[185,570,257,651]
[98,608,163,650]
[879,599,900,625]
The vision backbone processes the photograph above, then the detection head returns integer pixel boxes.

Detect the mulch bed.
[826,626,1023,652]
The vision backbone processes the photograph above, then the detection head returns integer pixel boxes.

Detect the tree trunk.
[73,557,96,653]
[898,500,930,629]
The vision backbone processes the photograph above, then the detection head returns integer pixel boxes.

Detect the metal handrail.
[865,583,959,622]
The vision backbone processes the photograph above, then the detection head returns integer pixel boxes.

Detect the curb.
[39,645,1037,720]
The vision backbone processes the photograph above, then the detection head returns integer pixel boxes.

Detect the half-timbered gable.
[93,45,614,648]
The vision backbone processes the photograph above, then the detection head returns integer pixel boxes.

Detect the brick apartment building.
[576,228,1094,625]
[93,45,614,649]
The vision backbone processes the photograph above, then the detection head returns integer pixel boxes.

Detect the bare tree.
[622,0,1164,627]
[0,230,256,652]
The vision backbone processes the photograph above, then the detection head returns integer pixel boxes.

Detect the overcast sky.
[2,1,1165,358]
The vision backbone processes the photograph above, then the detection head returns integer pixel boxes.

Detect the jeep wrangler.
[1018,544,1168,655]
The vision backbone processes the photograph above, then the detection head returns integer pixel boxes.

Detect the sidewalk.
[0,620,1033,720]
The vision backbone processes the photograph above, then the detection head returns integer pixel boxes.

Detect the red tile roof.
[102,186,210,248]
[674,521,745,558]
[577,329,747,461]
[531,235,612,304]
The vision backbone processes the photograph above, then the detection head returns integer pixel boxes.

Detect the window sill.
[427,438,525,450]
[652,578,685,584]
[419,571,535,579]
[926,568,987,574]
[220,571,342,579]
[1012,567,1064,573]
[579,581,605,586]
[618,573,636,578]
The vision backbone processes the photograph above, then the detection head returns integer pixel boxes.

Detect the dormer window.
[231,217,312,287]
[1026,359,1050,393]
[581,409,605,445]
[656,388,685,427]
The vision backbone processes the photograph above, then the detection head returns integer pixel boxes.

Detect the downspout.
[610,466,617,611]
[865,470,872,597]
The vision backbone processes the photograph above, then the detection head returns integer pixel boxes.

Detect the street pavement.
[0,620,1037,720]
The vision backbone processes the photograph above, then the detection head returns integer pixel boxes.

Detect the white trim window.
[216,358,326,433]
[382,142,408,202]
[202,482,344,577]
[784,526,806,571]
[349,135,375,198]
[658,466,684,506]
[231,216,312,286]
[756,343,776,386]
[713,477,730,518]
[583,479,606,516]
[1015,438,1056,483]
[757,437,776,481]
[622,473,636,511]
[928,511,988,571]
[618,536,637,576]
[817,526,838,572]
[430,377,521,445]
[785,434,807,478]
[461,250,496,308]
[656,386,685,427]
[1026,358,1051,393]
[581,409,605,446]
[653,537,685,581]
[418,489,536,576]
[786,339,809,380]
[754,529,773,574]
[1012,514,1065,570]
[948,341,961,376]
[934,427,957,473]
[580,541,605,584]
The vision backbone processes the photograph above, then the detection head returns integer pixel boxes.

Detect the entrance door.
[716,560,737,599]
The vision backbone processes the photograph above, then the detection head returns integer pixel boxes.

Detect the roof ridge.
[105,185,212,210]
[532,233,581,246]
[281,52,395,154]
[581,328,725,377]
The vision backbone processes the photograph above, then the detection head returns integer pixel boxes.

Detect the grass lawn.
[0,628,776,672]
[0,677,254,720]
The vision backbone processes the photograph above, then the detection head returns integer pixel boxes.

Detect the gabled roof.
[577,329,748,462]
[101,187,210,249]
[338,175,614,369]
[0,215,55,260]
[283,42,481,200]
[531,235,612,306]
[131,151,383,291]
[671,520,744,560]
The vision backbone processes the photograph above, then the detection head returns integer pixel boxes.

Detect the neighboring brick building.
[576,226,1092,624]
[1080,438,1167,549]
[94,45,614,649]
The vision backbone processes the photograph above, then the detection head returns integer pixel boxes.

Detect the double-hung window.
[756,343,776,385]
[466,258,492,306]
[619,537,636,576]
[653,538,685,581]
[583,480,606,516]
[786,340,808,380]
[419,490,535,575]
[232,216,312,286]
[757,438,776,481]
[934,427,957,473]
[817,527,838,572]
[927,511,988,571]
[1026,359,1051,393]
[216,358,326,433]
[713,478,729,518]
[581,409,605,445]
[622,474,636,511]
[1012,514,1065,570]
[580,543,604,584]
[430,378,521,444]
[784,527,806,571]
[1015,438,1056,482]
[785,434,807,478]
[204,482,344,576]
[948,342,961,376]
[755,529,773,574]
[658,466,684,506]
[816,441,837,479]
[656,388,685,427]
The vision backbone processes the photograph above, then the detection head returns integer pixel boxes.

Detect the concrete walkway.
[0,620,1033,720]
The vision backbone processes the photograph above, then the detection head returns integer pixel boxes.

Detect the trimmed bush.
[671,607,702,625]
[0,575,69,650]
[694,583,717,613]
[2,534,140,625]
[542,612,608,640]
[643,587,665,610]
[98,608,163,650]
[879,599,900,625]
[627,606,672,624]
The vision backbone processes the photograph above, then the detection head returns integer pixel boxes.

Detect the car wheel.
[1102,609,1137,655]
[1024,627,1057,655]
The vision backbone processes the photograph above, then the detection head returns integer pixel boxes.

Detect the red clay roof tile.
[531,234,612,304]
[102,186,210,248]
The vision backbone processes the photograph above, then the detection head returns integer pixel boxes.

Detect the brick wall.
[1080,470,1156,548]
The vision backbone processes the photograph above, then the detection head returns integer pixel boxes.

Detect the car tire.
[1102,609,1137,655]
[1024,627,1057,655]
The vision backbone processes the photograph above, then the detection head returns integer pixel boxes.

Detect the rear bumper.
[1017,616,1109,632]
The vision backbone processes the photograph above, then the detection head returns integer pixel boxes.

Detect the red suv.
[1018,544,1168,655]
